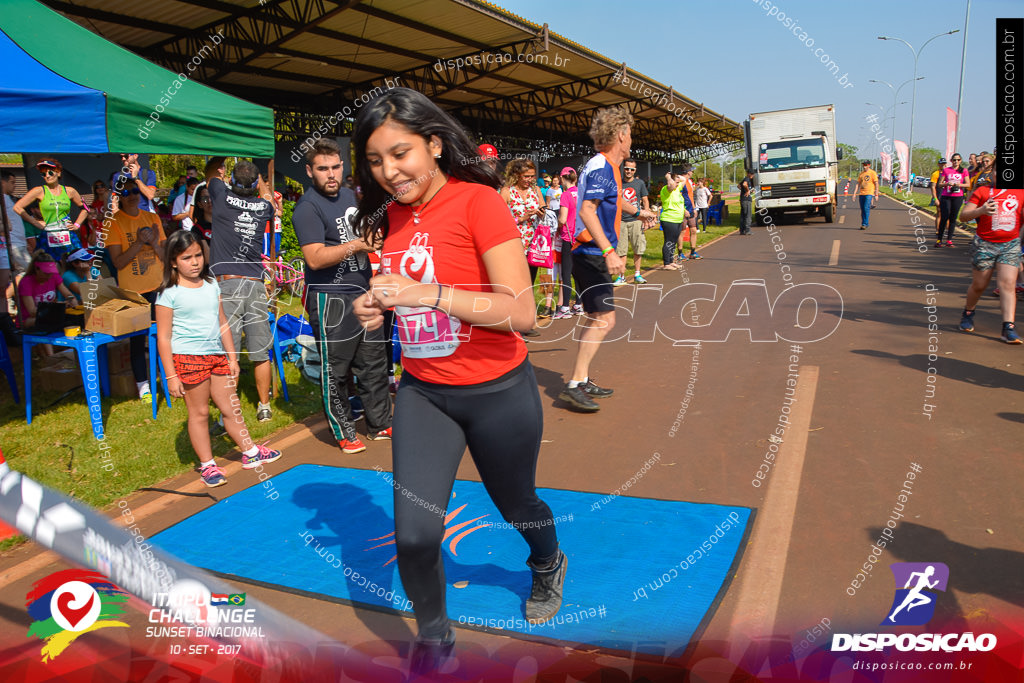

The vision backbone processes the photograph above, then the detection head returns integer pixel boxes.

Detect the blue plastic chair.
[707,200,726,226]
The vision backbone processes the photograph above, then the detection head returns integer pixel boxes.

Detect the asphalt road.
[1,191,1020,681]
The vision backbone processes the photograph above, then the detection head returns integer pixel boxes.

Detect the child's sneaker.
[338,437,366,454]
[1001,322,1022,344]
[369,427,392,441]
[136,380,151,400]
[199,463,227,488]
[242,443,282,469]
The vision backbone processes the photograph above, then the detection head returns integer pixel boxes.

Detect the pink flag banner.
[894,140,909,183]
[880,151,892,182]
[946,107,957,162]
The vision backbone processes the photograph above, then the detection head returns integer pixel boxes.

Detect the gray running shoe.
[526,551,567,623]
[582,379,613,398]
[559,384,599,412]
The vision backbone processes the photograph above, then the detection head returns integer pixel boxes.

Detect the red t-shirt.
[968,186,1023,243]
[381,177,528,385]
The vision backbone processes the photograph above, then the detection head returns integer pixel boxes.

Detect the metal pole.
[954,0,971,155]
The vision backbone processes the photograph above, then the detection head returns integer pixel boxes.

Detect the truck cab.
[745,105,842,225]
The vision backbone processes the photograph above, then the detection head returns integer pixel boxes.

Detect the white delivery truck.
[744,104,843,224]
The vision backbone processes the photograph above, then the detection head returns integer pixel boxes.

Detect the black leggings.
[662,220,682,264]
[559,240,575,308]
[129,291,158,382]
[938,195,964,241]
[391,360,558,639]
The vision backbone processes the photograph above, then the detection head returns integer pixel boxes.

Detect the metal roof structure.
[40,0,744,162]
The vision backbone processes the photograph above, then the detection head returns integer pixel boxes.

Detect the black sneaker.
[526,551,567,624]
[409,628,455,676]
[581,379,613,398]
[559,384,599,412]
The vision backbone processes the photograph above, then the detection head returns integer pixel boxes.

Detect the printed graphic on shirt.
[380,232,466,358]
[335,206,369,276]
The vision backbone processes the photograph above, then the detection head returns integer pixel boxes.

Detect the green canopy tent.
[0,0,274,156]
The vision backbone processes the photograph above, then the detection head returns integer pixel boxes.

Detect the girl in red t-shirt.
[957,171,1024,343]
[351,87,564,673]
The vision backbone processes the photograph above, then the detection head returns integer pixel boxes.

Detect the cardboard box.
[109,370,137,398]
[106,340,132,375]
[38,362,83,393]
[82,279,152,336]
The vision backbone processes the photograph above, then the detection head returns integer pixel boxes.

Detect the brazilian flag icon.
[228,593,246,606]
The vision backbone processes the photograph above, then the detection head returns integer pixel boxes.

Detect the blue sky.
[497,0,1013,161]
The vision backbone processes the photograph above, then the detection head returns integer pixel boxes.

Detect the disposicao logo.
[883,562,948,626]
[832,562,996,653]
[25,569,129,662]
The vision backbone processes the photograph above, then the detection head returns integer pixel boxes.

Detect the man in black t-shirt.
[293,139,392,453]
[206,158,276,422]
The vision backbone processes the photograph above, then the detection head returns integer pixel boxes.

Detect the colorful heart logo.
[56,590,95,629]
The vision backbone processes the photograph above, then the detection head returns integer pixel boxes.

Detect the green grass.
[0,293,324,548]
[879,186,939,214]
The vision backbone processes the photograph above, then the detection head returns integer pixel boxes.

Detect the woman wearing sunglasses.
[13,158,87,261]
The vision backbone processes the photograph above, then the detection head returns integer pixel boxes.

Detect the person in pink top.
[957,164,1024,343]
[19,250,78,329]
[553,167,579,319]
[936,153,968,247]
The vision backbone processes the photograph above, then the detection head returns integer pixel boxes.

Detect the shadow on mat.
[292,482,532,641]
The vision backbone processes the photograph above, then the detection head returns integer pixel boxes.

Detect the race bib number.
[394,305,463,359]
[994,192,1020,233]
[44,225,72,248]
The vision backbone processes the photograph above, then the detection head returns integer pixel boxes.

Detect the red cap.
[478,143,499,159]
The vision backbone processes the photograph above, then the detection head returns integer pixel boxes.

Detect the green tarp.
[1,0,274,155]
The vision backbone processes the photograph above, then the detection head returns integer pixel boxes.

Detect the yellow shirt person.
[852,161,880,230]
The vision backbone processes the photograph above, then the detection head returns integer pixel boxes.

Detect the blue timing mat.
[153,464,752,655]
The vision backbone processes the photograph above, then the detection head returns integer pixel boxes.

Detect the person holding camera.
[108,183,166,398]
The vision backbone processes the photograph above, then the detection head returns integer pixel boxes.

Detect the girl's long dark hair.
[352,87,502,244]
[158,229,212,294]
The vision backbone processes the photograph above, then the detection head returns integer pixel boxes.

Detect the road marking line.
[838,215,846,224]
[728,365,820,646]
[828,240,841,265]
[0,420,322,589]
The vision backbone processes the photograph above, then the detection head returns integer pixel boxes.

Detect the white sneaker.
[136,381,151,400]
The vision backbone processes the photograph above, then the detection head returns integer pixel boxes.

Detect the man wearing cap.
[205,157,277,423]
[478,143,501,174]
[107,181,166,398]
[851,160,879,230]
[110,154,159,214]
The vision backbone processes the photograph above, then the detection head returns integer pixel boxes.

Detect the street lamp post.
[868,77,924,153]
[878,30,959,177]
[866,101,907,176]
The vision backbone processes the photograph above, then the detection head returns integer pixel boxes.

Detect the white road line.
[829,240,841,266]
[838,215,846,225]
[728,366,820,646]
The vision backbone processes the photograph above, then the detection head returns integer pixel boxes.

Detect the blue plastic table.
[22,326,167,439]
